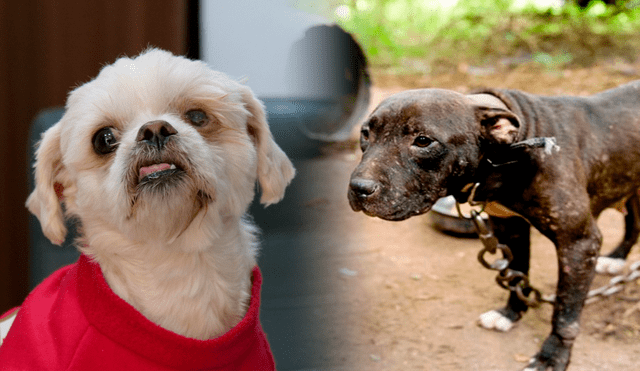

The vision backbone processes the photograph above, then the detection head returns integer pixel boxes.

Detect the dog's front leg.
[524,218,601,371]
[479,215,531,332]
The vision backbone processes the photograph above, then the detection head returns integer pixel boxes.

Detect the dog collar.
[484,136,558,167]
[456,136,558,203]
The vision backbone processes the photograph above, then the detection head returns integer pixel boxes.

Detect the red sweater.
[0,255,275,370]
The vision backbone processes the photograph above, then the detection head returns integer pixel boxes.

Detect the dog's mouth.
[129,153,191,192]
[362,204,432,221]
[135,161,187,191]
[138,163,183,183]
[349,189,435,221]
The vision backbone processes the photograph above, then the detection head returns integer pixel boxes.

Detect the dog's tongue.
[139,163,172,179]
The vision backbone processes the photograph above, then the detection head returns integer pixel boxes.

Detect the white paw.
[478,309,514,332]
[595,256,626,275]
[521,358,540,371]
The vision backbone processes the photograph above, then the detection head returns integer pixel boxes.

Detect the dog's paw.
[477,309,515,332]
[522,334,571,371]
[595,256,626,275]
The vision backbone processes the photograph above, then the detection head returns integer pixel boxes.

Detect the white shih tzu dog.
[0,49,295,370]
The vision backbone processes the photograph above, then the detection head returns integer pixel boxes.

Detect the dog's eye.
[413,136,433,148]
[359,128,370,151]
[361,128,370,141]
[92,127,118,155]
[185,109,209,127]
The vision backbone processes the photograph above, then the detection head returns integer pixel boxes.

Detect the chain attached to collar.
[457,187,640,307]
[454,139,558,306]
[456,184,549,307]
[455,183,485,214]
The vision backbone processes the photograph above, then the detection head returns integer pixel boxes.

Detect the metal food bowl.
[429,196,487,237]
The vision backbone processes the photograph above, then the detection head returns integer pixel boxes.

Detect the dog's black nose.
[137,121,177,149]
[350,178,379,197]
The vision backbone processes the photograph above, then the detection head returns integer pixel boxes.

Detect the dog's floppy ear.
[26,123,68,245]
[241,88,295,206]
[475,106,521,145]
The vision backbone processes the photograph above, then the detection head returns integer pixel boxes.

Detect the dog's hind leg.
[478,215,531,332]
[596,193,640,275]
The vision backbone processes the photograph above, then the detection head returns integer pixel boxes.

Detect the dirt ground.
[311,64,640,370]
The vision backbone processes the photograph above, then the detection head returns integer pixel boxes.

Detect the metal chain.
[458,195,640,306]
[542,261,640,305]
[587,261,640,303]
[456,183,640,306]
[459,207,547,307]
[455,183,544,307]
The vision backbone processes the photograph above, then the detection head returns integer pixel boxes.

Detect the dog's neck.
[454,93,557,206]
[79,212,258,340]
[454,143,542,206]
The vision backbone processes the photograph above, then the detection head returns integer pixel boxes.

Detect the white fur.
[595,256,626,275]
[25,49,295,340]
[0,312,18,345]
[478,309,514,332]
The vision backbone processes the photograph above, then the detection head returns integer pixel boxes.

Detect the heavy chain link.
[457,192,640,307]
[587,261,640,303]
[458,206,546,307]
[542,261,640,305]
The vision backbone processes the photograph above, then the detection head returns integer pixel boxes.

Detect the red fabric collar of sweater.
[76,254,265,369]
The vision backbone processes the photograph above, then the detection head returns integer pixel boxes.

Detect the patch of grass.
[333,0,640,73]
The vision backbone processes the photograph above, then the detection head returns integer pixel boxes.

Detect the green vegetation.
[332,0,640,73]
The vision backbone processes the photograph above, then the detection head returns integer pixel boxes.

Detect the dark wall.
[0,0,191,313]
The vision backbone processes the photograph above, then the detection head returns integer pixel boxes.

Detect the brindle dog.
[348,81,640,371]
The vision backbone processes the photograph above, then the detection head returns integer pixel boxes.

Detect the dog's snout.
[350,178,379,198]
[137,120,178,149]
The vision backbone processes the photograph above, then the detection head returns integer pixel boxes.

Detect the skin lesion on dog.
[348,81,640,371]
[23,48,295,342]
